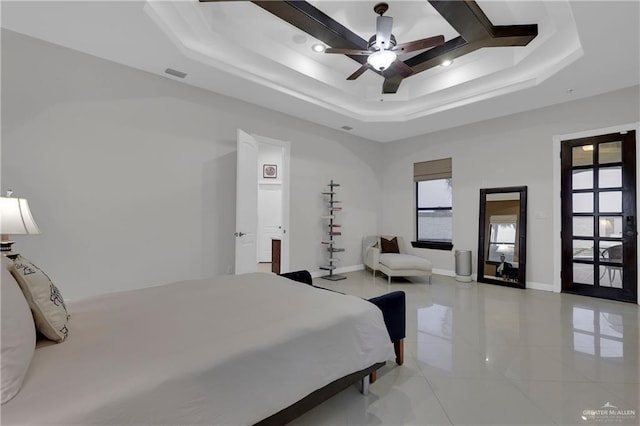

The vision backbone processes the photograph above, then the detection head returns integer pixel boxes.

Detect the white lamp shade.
[0,197,41,235]
[367,50,397,71]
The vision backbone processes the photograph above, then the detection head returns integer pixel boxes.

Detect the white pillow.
[10,255,69,343]
[1,256,36,404]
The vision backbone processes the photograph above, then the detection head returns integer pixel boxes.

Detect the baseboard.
[526,281,554,292]
[433,268,455,277]
[311,264,365,278]
[307,265,553,292]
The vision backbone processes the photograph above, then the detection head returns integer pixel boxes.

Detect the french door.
[561,131,637,303]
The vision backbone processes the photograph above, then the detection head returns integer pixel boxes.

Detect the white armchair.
[363,236,433,284]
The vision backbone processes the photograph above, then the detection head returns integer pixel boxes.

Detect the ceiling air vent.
[165,68,187,79]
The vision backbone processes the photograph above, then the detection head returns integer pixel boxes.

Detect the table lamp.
[0,192,41,255]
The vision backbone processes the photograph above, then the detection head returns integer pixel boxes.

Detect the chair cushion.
[380,253,432,271]
[380,237,400,254]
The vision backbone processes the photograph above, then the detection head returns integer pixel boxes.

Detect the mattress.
[2,273,394,425]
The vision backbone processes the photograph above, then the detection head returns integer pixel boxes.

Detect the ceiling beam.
[252,2,364,50]
[428,0,495,42]
[199,0,537,94]
[405,36,474,74]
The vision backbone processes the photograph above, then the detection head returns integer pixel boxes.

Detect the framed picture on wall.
[263,164,277,179]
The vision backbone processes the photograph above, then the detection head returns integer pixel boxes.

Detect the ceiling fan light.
[311,43,326,53]
[367,50,396,71]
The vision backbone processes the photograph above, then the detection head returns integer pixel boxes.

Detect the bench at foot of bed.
[279,271,406,384]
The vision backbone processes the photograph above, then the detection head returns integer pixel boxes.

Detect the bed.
[2,270,400,425]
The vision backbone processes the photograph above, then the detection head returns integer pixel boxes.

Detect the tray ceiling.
[2,1,639,142]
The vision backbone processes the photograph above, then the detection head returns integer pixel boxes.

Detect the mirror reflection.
[477,187,527,288]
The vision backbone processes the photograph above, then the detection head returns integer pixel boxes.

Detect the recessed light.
[312,43,326,53]
[292,35,307,45]
[441,59,453,67]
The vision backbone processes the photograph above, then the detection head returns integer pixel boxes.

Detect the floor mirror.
[477,186,527,288]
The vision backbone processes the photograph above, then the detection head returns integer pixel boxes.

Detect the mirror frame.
[477,186,528,288]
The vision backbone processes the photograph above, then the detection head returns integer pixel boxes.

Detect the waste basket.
[455,250,472,282]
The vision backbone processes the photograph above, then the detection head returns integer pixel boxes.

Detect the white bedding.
[2,273,394,425]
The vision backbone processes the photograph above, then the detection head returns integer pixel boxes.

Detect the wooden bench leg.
[394,339,404,365]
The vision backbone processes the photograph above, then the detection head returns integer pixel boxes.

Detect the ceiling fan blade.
[375,15,393,50]
[393,35,445,53]
[325,47,371,56]
[382,76,402,94]
[386,60,414,78]
[347,64,370,80]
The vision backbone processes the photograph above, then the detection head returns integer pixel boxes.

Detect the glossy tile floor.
[290,271,639,426]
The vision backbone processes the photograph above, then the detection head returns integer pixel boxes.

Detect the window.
[487,215,517,262]
[413,158,453,250]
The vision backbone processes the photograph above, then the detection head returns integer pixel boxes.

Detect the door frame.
[552,122,640,305]
[254,134,291,274]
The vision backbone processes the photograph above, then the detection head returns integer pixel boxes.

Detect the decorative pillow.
[380,237,400,254]
[1,256,36,404]
[10,255,69,343]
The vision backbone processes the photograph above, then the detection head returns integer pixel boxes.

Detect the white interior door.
[235,129,258,274]
[281,142,290,273]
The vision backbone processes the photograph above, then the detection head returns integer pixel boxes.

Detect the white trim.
[526,281,554,292]
[552,122,640,304]
[433,268,455,277]
[311,264,364,278]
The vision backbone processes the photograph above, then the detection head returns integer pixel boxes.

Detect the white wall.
[3,29,638,299]
[1,30,383,299]
[380,86,640,288]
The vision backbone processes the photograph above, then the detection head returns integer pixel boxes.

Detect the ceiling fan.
[324,2,445,80]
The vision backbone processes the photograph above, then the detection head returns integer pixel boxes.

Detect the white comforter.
[3,273,394,425]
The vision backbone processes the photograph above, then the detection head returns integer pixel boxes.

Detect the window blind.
[414,158,452,182]
[489,214,518,224]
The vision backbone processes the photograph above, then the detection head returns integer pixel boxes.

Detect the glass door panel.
[573,217,594,237]
[573,193,593,213]
[573,146,593,166]
[599,191,622,213]
[599,216,622,237]
[599,241,623,260]
[599,266,623,288]
[573,263,594,285]
[598,141,622,164]
[573,240,594,260]
[598,167,622,188]
[572,169,593,189]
